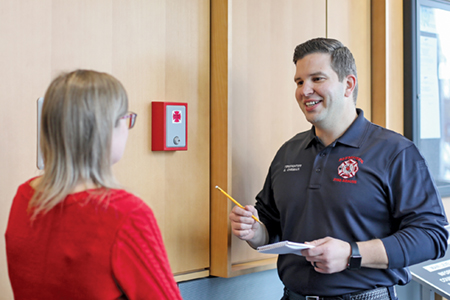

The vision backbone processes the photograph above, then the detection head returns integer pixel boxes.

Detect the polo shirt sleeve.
[255,165,283,244]
[111,204,182,300]
[381,144,448,269]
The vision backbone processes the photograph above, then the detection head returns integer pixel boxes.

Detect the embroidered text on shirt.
[283,164,302,172]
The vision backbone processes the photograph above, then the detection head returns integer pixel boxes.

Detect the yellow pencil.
[215,186,262,224]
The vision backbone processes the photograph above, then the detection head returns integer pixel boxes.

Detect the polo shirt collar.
[304,109,368,149]
[336,108,367,148]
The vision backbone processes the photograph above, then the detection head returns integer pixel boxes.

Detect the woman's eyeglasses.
[121,112,137,129]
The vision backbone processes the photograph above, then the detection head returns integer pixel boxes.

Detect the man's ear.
[344,74,357,98]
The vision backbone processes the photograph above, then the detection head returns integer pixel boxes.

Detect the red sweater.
[5,179,183,300]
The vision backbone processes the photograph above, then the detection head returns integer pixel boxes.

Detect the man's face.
[294,53,351,130]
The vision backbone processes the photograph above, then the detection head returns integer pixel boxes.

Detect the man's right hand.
[229,205,268,248]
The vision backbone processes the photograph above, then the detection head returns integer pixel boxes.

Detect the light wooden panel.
[110,0,211,275]
[386,0,404,133]
[327,0,372,120]
[372,0,387,127]
[229,0,327,267]
[371,0,403,134]
[0,2,53,298]
[0,1,209,297]
[210,0,327,278]
[210,0,231,277]
[161,0,210,275]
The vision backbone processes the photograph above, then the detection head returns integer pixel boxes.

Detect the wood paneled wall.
[0,0,403,296]
[0,1,210,297]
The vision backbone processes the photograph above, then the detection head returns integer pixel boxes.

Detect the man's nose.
[300,81,314,96]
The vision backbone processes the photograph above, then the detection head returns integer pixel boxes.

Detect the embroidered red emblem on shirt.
[338,159,359,179]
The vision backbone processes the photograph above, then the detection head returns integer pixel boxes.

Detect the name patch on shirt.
[283,164,302,172]
[333,156,363,184]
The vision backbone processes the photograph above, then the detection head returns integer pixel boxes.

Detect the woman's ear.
[344,74,357,98]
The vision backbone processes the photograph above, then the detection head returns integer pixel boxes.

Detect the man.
[229,38,448,300]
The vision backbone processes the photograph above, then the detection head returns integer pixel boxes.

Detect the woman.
[5,70,183,300]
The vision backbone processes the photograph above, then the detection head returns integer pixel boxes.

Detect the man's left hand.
[301,237,351,274]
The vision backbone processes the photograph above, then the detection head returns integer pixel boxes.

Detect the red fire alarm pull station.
[152,101,188,151]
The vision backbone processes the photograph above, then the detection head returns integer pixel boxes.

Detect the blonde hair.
[29,70,128,218]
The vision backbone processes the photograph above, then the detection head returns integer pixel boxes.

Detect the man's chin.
[303,111,324,125]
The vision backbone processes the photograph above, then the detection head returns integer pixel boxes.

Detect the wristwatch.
[347,241,362,270]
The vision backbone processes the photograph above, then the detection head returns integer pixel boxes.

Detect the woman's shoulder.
[24,176,41,189]
[106,190,158,231]
[107,189,152,213]
[15,177,40,197]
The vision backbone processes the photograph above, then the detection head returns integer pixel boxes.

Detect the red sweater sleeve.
[111,204,182,300]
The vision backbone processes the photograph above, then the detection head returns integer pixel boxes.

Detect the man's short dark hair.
[293,38,358,102]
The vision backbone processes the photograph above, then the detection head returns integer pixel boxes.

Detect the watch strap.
[347,241,362,270]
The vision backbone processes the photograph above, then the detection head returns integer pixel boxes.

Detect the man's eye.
[313,77,324,82]
[296,81,303,86]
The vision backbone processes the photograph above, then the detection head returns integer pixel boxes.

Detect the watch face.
[348,255,362,270]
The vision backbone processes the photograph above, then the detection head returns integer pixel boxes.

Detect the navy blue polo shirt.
[255,109,448,296]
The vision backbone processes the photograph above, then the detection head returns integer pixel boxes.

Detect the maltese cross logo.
[338,159,359,179]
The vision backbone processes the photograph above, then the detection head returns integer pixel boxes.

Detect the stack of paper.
[257,241,314,256]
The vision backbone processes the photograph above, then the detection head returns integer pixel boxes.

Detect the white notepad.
[257,241,314,256]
